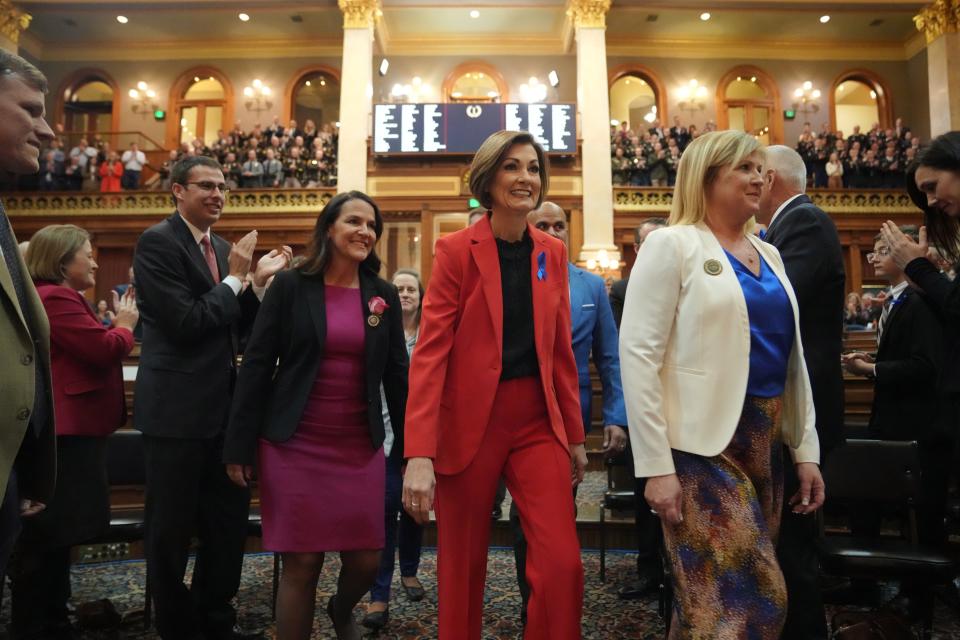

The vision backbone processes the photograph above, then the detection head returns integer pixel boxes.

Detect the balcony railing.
[613,187,916,215]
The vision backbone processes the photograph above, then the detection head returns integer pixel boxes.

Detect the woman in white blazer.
[619,130,825,638]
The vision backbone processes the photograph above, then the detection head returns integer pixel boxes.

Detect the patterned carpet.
[3,549,960,639]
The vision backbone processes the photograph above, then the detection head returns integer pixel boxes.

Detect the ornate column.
[0,0,31,53]
[567,0,620,270]
[336,0,378,193]
[915,0,960,136]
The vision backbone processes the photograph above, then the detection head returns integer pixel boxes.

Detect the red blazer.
[35,281,134,437]
[404,216,584,475]
[99,161,122,192]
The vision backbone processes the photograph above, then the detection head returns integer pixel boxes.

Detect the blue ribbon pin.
[537,251,547,282]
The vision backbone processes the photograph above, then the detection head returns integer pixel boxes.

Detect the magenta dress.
[257,285,385,552]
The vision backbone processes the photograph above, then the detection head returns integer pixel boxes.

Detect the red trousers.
[435,377,583,639]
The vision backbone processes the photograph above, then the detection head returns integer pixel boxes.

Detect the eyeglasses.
[185,181,230,195]
[866,248,891,261]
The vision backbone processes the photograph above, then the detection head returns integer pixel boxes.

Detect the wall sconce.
[519,77,547,103]
[792,81,821,115]
[643,105,658,124]
[128,81,158,117]
[243,79,273,118]
[676,79,708,117]
[586,249,618,272]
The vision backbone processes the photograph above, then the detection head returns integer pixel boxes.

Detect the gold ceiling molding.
[914,0,960,44]
[0,0,31,46]
[338,0,380,29]
[22,37,343,62]
[566,0,612,29]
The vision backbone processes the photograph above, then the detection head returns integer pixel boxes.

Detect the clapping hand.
[880,221,928,270]
[253,245,294,287]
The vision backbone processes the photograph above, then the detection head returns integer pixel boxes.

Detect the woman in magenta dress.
[223,191,408,640]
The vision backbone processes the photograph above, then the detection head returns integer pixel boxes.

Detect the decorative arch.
[607,63,668,126]
[829,68,894,132]
[54,67,121,136]
[441,61,509,103]
[716,65,783,144]
[283,63,342,121]
[165,65,234,149]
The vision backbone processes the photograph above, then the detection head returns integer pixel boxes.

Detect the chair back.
[821,439,921,507]
[105,429,146,486]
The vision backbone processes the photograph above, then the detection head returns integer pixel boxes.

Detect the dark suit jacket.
[133,213,260,439]
[869,288,946,442]
[904,257,960,395]
[223,267,408,466]
[609,277,628,329]
[765,194,846,456]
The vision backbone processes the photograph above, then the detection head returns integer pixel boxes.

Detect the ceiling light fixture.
[238,13,250,22]
[700,12,711,21]
[470,10,480,19]
[116,15,128,24]
[819,15,830,23]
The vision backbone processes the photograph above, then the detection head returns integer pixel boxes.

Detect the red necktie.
[200,235,220,282]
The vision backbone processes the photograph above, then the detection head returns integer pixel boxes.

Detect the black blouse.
[496,233,540,381]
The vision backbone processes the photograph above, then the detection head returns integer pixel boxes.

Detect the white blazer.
[619,223,820,478]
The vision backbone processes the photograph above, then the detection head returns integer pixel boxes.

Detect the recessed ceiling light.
[116,15,128,24]
[238,13,250,22]
[820,15,831,23]
[470,10,480,19]
[700,12,711,21]
[305,80,311,87]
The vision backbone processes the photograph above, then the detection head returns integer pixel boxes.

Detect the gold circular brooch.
[703,259,723,276]
[367,315,381,327]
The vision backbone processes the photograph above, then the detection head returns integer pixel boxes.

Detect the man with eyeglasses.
[758,145,845,640]
[133,155,291,640]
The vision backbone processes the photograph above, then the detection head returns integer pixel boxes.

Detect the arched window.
[608,64,667,133]
[55,69,120,140]
[166,67,234,149]
[442,62,508,103]
[717,66,783,144]
[830,69,893,137]
[284,65,341,130]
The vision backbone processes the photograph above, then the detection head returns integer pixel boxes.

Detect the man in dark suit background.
[134,155,290,640]
[607,216,668,599]
[0,51,57,581]
[759,145,846,640]
[609,217,665,328]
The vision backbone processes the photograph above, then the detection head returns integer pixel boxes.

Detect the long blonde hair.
[669,130,762,228]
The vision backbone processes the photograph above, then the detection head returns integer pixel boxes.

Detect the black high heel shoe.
[326,595,362,640]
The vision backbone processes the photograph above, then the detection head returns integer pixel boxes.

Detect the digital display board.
[373,103,576,155]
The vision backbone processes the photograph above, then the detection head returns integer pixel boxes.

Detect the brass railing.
[613,187,916,215]
[3,188,337,217]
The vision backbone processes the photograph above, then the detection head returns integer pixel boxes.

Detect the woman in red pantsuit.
[403,130,587,640]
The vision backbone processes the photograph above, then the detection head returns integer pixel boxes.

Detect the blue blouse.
[724,250,795,398]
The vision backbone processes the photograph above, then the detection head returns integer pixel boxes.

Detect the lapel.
[170,213,217,287]
[212,234,230,283]
[359,268,381,389]
[529,224,550,359]
[694,223,748,306]
[766,193,812,239]
[469,216,504,359]
[878,287,911,352]
[0,214,27,329]
[304,273,327,349]
[568,263,583,330]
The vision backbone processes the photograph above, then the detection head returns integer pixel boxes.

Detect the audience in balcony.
[98,152,123,193]
[120,142,148,190]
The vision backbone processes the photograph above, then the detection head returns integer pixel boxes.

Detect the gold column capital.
[0,0,31,46]
[566,0,612,29]
[338,0,380,29]
[914,0,960,44]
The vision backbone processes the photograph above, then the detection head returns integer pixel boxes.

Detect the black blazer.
[609,277,628,329]
[905,257,960,396]
[133,213,260,439]
[869,288,946,442]
[222,267,408,466]
[765,194,846,456]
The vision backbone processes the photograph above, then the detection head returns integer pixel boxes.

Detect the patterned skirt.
[664,395,787,639]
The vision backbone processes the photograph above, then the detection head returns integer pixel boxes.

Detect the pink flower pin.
[367,296,389,327]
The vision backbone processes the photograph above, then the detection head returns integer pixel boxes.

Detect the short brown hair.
[25,224,90,283]
[469,130,549,210]
[0,50,48,93]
